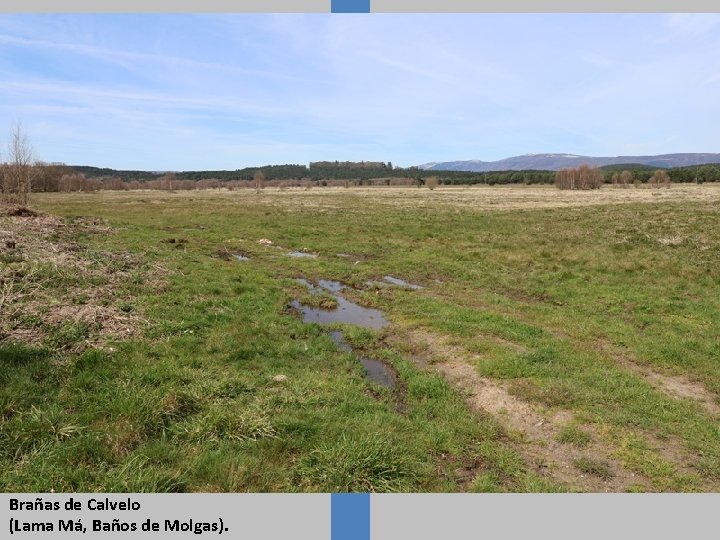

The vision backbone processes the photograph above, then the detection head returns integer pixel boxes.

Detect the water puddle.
[365,276,424,290]
[291,296,388,329]
[288,251,317,258]
[292,278,403,408]
[382,276,423,289]
[318,279,346,293]
[329,331,396,388]
[215,246,250,262]
[292,279,389,330]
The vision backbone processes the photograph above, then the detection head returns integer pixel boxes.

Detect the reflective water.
[383,276,423,289]
[318,279,346,293]
[329,330,396,388]
[293,279,389,330]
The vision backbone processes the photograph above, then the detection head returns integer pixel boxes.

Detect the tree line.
[5,162,720,196]
[554,165,674,190]
[2,124,720,200]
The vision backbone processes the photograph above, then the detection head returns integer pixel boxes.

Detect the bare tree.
[254,170,265,193]
[426,176,439,190]
[649,170,670,188]
[160,172,176,192]
[619,170,633,189]
[3,122,36,205]
[555,164,603,190]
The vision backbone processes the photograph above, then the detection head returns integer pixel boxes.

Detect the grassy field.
[1,184,719,492]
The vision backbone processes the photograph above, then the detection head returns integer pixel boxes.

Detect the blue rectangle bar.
[332,493,370,540]
[331,0,370,13]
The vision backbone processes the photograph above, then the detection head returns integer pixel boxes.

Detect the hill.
[419,153,720,172]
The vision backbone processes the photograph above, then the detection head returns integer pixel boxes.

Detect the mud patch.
[214,246,250,261]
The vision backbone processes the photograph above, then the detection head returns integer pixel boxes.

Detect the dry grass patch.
[0,203,154,352]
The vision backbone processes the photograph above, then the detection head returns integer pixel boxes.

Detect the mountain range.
[417,153,720,172]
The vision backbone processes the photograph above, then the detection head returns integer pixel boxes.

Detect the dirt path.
[399,330,647,492]
[599,341,720,418]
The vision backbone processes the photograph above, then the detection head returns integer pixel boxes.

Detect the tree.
[254,170,265,193]
[649,170,670,188]
[619,170,633,189]
[3,122,36,205]
[555,164,603,190]
[426,176,439,190]
[160,172,176,192]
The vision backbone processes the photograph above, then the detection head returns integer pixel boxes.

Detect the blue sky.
[0,13,718,170]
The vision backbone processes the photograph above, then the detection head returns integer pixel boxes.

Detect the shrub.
[649,170,671,188]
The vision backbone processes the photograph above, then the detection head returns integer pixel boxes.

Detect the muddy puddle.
[292,279,389,330]
[291,278,406,408]
[329,330,396,388]
[365,276,423,290]
[288,251,317,259]
[382,276,423,289]
[317,279,346,293]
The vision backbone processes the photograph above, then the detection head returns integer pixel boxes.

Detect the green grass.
[1,188,719,492]
[573,457,614,480]
[556,425,593,448]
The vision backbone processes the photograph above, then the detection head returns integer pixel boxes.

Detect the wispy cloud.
[0,13,718,169]
[0,33,308,82]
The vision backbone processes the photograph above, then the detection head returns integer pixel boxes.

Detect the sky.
[0,13,718,170]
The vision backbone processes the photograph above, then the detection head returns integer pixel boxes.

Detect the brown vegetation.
[612,170,633,188]
[425,176,439,190]
[649,169,671,188]
[254,170,265,193]
[1,123,36,205]
[0,204,156,352]
[555,164,604,190]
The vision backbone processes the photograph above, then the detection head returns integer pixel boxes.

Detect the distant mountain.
[417,153,720,172]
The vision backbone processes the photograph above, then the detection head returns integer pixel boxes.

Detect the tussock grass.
[573,457,614,480]
[556,425,592,448]
[293,434,419,492]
